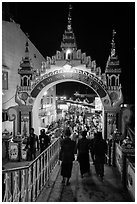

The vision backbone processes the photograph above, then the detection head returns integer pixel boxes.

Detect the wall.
[2,20,46,132]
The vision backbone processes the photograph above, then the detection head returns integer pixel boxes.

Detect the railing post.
[13,171,20,202]
[47,147,50,186]
[43,152,46,186]
[21,169,26,202]
[28,167,32,201]
[3,173,12,202]
[40,155,43,190]
[32,163,36,201]
[36,159,40,197]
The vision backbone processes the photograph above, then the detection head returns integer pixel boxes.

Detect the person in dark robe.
[77,130,91,178]
[93,131,107,181]
[25,128,39,160]
[59,127,76,185]
[39,129,51,153]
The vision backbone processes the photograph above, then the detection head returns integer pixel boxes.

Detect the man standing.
[59,127,76,185]
[93,132,107,181]
[39,129,50,153]
[25,128,39,160]
[77,130,91,178]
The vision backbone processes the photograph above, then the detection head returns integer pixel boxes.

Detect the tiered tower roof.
[105,29,121,73]
[61,4,77,50]
[18,37,34,75]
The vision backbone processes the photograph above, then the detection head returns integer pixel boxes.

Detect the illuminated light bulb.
[44,91,47,96]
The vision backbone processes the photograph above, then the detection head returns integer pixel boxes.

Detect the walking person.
[77,130,91,178]
[25,127,39,160]
[39,129,51,153]
[59,127,76,185]
[93,131,107,181]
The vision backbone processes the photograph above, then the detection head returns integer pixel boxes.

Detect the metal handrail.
[128,127,135,136]
[127,127,135,143]
[2,137,60,202]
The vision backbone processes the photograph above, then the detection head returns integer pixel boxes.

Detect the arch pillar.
[102,109,107,140]
[7,105,33,137]
[18,105,33,136]
[32,100,41,136]
[104,107,121,139]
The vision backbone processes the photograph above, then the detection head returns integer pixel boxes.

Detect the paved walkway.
[37,161,132,202]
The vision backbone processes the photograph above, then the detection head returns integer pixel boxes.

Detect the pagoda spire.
[105,29,120,70]
[61,4,77,50]
[25,33,29,59]
[111,29,116,57]
[18,34,34,88]
[67,4,72,31]
[105,29,121,90]
[19,34,33,71]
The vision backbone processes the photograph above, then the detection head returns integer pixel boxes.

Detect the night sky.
[2,2,135,104]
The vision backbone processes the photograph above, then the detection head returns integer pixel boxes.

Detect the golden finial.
[25,33,29,56]
[111,29,116,57]
[67,4,73,31]
[112,29,116,42]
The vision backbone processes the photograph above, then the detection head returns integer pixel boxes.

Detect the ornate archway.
[9,7,123,138]
[31,67,110,104]
[30,66,110,136]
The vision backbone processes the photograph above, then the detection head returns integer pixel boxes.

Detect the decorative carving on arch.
[30,68,111,107]
[7,107,17,121]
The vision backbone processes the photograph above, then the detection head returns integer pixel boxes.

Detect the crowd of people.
[58,110,107,185]
[24,128,51,160]
[59,122,107,185]
[24,111,107,185]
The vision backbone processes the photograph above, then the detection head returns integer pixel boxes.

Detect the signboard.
[9,142,18,161]
[21,144,27,160]
[31,69,107,99]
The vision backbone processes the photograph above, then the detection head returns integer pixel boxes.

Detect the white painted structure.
[3,7,123,138]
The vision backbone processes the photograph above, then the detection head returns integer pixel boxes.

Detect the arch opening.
[32,79,105,136]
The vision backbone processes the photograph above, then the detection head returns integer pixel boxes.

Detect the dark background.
[2,2,135,104]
